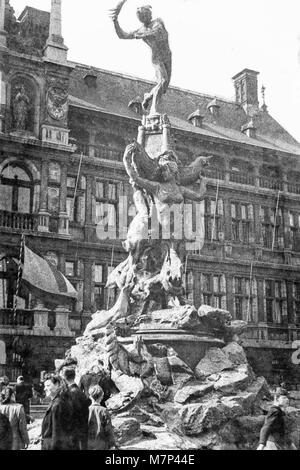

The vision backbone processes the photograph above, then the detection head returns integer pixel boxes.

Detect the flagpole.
[13,234,25,326]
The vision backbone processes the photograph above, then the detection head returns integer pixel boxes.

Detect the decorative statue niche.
[10,76,37,134]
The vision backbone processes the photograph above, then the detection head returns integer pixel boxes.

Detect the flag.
[22,245,77,304]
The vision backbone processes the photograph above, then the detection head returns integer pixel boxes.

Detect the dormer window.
[207,98,220,117]
[241,119,256,138]
[188,109,204,128]
[128,97,143,115]
[84,72,97,89]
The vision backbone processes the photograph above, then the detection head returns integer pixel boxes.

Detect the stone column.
[226,275,234,317]
[0,65,6,133]
[58,163,69,235]
[54,305,73,336]
[83,261,93,314]
[283,208,292,250]
[89,129,97,158]
[257,278,266,323]
[0,0,7,49]
[38,161,50,232]
[253,203,262,245]
[33,301,51,335]
[85,175,94,241]
[223,198,232,241]
[44,0,68,63]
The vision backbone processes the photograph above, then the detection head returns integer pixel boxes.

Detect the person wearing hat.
[257,389,297,450]
[15,376,33,424]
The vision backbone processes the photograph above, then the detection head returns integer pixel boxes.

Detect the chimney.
[0,0,7,49]
[188,109,204,128]
[44,0,68,63]
[232,69,259,116]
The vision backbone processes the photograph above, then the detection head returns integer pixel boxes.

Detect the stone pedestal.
[33,307,51,335]
[138,114,174,160]
[54,306,72,336]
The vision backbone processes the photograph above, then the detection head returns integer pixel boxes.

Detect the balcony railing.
[0,211,37,231]
[259,176,283,191]
[287,182,300,195]
[229,171,255,186]
[204,168,226,181]
[93,144,123,162]
[243,324,300,343]
[0,309,34,329]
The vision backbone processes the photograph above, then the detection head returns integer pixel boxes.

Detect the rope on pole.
[272,191,281,251]
[72,152,83,220]
[13,234,25,325]
[211,181,220,242]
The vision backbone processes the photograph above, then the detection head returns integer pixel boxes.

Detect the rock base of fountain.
[64,305,300,450]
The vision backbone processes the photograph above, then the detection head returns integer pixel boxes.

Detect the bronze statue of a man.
[109,0,172,116]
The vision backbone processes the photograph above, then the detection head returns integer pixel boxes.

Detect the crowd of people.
[0,366,297,451]
[0,361,117,451]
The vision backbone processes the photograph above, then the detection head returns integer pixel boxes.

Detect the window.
[233,277,258,322]
[289,212,300,252]
[265,280,287,325]
[0,165,33,214]
[95,181,118,236]
[293,282,300,326]
[183,271,194,303]
[260,206,284,249]
[0,257,29,310]
[106,265,118,309]
[231,202,254,244]
[66,175,86,224]
[200,274,226,309]
[204,198,224,242]
[65,262,75,278]
[94,264,105,310]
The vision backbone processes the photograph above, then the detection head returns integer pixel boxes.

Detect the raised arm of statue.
[109,0,135,39]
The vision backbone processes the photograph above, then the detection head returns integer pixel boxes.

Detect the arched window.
[0,164,34,214]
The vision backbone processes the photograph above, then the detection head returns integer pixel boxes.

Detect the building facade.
[1,0,300,386]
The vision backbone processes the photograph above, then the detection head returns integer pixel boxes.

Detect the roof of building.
[68,63,300,156]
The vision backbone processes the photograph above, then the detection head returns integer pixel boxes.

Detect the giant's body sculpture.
[80,2,247,414]
[109,0,172,115]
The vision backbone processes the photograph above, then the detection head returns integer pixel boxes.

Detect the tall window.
[265,280,287,324]
[260,207,284,249]
[204,198,224,242]
[95,180,118,235]
[289,212,300,252]
[200,273,226,309]
[66,176,86,225]
[65,260,84,313]
[0,165,33,214]
[231,202,254,244]
[293,282,300,326]
[233,277,258,322]
[94,264,105,310]
[183,271,194,303]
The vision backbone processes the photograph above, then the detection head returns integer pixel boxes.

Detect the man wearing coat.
[41,375,74,451]
[62,367,90,450]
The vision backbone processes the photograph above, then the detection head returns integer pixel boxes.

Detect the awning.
[21,245,78,304]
